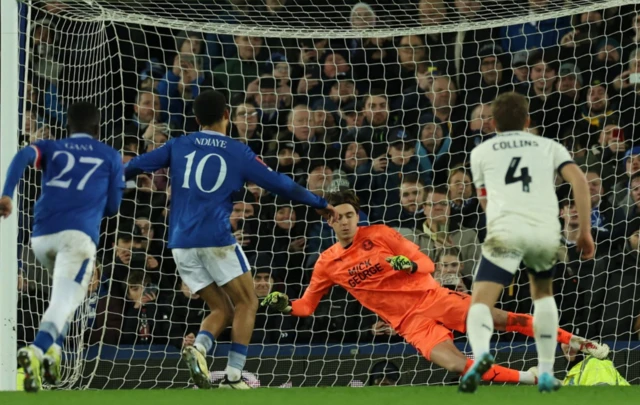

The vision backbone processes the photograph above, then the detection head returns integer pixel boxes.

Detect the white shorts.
[482,221,560,276]
[172,244,251,292]
[31,230,96,288]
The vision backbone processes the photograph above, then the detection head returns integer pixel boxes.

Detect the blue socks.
[32,321,59,358]
[226,342,248,381]
[194,331,215,355]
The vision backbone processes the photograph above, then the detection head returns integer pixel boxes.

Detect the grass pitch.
[1,386,639,405]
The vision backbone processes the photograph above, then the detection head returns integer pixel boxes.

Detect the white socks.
[533,296,558,376]
[40,277,86,340]
[467,303,494,359]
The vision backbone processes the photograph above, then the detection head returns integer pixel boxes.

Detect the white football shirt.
[470,131,573,227]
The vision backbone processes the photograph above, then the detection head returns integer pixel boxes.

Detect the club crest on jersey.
[362,240,373,251]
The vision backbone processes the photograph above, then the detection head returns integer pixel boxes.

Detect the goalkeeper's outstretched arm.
[262,262,333,316]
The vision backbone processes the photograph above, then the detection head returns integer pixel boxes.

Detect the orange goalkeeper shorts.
[397,287,472,360]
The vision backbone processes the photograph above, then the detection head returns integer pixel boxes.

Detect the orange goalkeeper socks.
[463,358,534,384]
[505,312,572,345]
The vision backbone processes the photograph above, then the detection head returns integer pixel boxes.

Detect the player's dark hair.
[193,90,228,126]
[327,189,361,213]
[492,92,529,132]
[67,101,100,137]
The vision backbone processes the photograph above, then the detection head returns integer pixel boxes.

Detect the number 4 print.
[505,157,532,192]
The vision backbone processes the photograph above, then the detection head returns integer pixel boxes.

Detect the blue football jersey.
[125,130,327,249]
[28,134,124,244]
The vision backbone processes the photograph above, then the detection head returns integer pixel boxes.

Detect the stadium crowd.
[15,0,640,354]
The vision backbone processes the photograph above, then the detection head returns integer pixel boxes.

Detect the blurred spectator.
[119,271,180,347]
[230,101,265,155]
[252,268,297,343]
[426,76,468,151]
[417,0,456,75]
[447,167,486,241]
[585,169,626,251]
[511,50,530,85]
[526,50,577,140]
[256,202,307,289]
[434,247,470,293]
[370,128,426,221]
[465,103,496,154]
[252,76,286,140]
[157,53,213,131]
[356,92,398,158]
[172,279,208,349]
[610,147,640,209]
[115,90,161,151]
[599,217,640,341]
[213,35,265,100]
[464,45,522,107]
[556,63,584,103]
[416,114,453,186]
[397,185,480,277]
[581,81,617,144]
[626,173,640,218]
[384,174,426,229]
[500,0,570,52]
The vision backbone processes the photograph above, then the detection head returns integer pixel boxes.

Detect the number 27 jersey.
[31,134,125,244]
[470,131,573,228]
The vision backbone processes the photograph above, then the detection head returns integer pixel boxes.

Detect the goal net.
[13,0,640,389]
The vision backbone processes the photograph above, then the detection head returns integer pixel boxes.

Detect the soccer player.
[262,189,607,387]
[0,102,125,392]
[462,92,597,393]
[262,191,608,384]
[124,90,336,389]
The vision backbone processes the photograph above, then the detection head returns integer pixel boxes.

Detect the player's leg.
[491,308,609,358]
[528,270,561,392]
[220,272,258,387]
[194,283,234,354]
[408,326,536,385]
[203,244,258,389]
[463,237,523,393]
[21,231,96,392]
[173,248,222,389]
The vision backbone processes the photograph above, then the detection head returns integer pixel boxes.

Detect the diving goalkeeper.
[262,190,609,384]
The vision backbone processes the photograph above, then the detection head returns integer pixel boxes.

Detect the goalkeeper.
[263,190,609,384]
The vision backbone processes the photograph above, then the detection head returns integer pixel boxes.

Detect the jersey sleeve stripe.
[557,160,574,173]
[30,145,41,169]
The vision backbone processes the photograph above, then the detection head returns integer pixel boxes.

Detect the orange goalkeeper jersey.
[291,225,439,330]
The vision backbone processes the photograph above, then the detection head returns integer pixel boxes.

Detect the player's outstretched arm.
[262,260,333,317]
[242,152,338,222]
[383,227,435,274]
[0,146,38,218]
[124,139,173,180]
[105,157,125,217]
[560,162,595,259]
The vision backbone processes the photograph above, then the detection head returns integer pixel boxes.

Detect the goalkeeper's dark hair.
[327,189,360,213]
[67,101,100,137]
[492,92,529,132]
[194,90,229,126]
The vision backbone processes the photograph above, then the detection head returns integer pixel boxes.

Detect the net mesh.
[14,0,640,389]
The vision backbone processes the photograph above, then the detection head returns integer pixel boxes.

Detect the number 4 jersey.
[470,131,573,229]
[124,130,327,249]
[1,134,125,245]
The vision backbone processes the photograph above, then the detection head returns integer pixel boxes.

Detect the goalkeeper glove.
[260,292,292,313]
[386,255,417,274]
